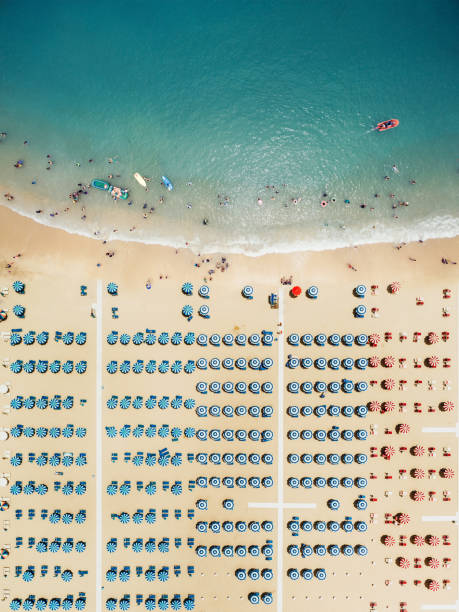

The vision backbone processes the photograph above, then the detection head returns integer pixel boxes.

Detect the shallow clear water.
[1,0,458,253]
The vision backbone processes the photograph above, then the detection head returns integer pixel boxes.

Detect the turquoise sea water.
[0,0,458,253]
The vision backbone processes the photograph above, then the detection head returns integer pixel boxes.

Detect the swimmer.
[186,203,192,209]
[410,179,416,184]
[75,162,81,167]
[186,181,193,186]
[257,198,263,206]
[384,176,390,181]
[392,164,399,173]
[203,218,209,225]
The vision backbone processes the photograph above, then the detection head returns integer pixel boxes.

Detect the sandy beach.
[1,205,458,611]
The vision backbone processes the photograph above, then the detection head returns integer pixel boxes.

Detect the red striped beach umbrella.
[441,401,454,412]
[383,378,395,390]
[369,333,381,347]
[412,445,425,457]
[397,423,410,434]
[382,400,395,412]
[397,513,410,525]
[413,535,425,546]
[413,468,425,479]
[398,557,410,569]
[369,356,380,367]
[383,446,395,459]
[383,355,395,367]
[427,535,440,546]
[428,356,440,368]
[440,468,455,479]
[428,332,439,344]
[369,400,381,412]
[427,579,440,591]
[390,281,401,294]
[383,535,396,546]
[427,558,440,569]
[412,490,425,502]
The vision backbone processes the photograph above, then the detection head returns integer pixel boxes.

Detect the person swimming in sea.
[392,163,399,173]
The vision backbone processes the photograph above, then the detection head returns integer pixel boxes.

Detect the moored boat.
[376,119,399,132]
[161,175,173,191]
[91,179,110,191]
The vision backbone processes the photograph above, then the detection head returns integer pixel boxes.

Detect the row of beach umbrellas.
[287,476,367,489]
[288,333,368,346]
[10,424,86,438]
[10,331,86,345]
[287,404,367,417]
[288,519,367,533]
[287,452,367,465]
[106,357,274,374]
[287,427,367,441]
[287,357,368,370]
[196,404,273,417]
[194,452,273,465]
[9,596,86,610]
[287,544,368,557]
[182,281,210,298]
[10,395,75,410]
[107,595,195,610]
[10,360,87,374]
[107,395,195,410]
[107,330,273,346]
[196,380,274,394]
[11,452,87,467]
[287,380,369,393]
[10,481,87,496]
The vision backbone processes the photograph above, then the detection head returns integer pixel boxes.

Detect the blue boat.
[161,175,173,191]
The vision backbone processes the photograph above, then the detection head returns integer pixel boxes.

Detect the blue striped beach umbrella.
[315,333,327,346]
[10,360,22,373]
[315,381,326,393]
[158,360,168,373]
[328,333,340,345]
[301,453,312,464]
[355,284,366,298]
[262,381,273,393]
[354,304,366,318]
[132,360,144,373]
[197,333,207,345]
[106,599,117,611]
[197,358,207,369]
[210,381,221,393]
[328,381,340,394]
[171,331,182,345]
[106,331,118,344]
[242,285,254,298]
[287,381,300,393]
[120,396,131,409]
[355,333,368,346]
[235,357,247,370]
[76,426,86,438]
[356,544,368,556]
[76,360,87,374]
[184,599,195,611]
[235,381,247,393]
[158,397,168,409]
[355,521,367,532]
[76,332,86,345]
[49,396,61,410]
[342,405,354,417]
[13,304,25,317]
[223,333,234,345]
[184,360,195,373]
[132,396,143,409]
[223,357,234,369]
[342,380,354,393]
[262,357,273,369]
[288,333,299,346]
[10,454,22,466]
[120,333,131,344]
[327,476,340,488]
[355,381,368,392]
[171,360,182,373]
[307,285,318,298]
[23,425,35,437]
[355,476,367,488]
[37,331,49,344]
[145,598,156,610]
[355,429,367,440]
[199,304,210,317]
[328,357,340,370]
[184,331,194,344]
[249,358,261,369]
[23,331,35,345]
[210,334,221,345]
[61,569,73,582]
[342,357,354,369]
[37,360,48,373]
[145,395,156,408]
[196,381,207,393]
[12,280,25,293]
[23,359,35,373]
[342,333,354,346]
[223,381,234,393]
[36,396,48,409]
[355,452,367,464]
[301,357,313,368]
[37,599,48,611]
[107,282,118,295]
[171,396,182,408]
[182,281,193,295]
[342,429,354,441]
[10,332,21,345]
[145,482,157,495]
[145,330,156,344]
[315,357,327,370]
[10,424,22,437]
[314,405,327,417]
[314,429,327,441]
[146,360,156,373]
[106,360,117,374]
[133,331,144,345]
[314,477,327,488]
[62,360,73,373]
[62,331,74,345]
[236,333,246,345]
[199,284,210,298]
[249,333,260,345]
[287,357,299,369]
[301,333,313,345]
[342,545,354,556]
[356,357,368,369]
[301,381,313,393]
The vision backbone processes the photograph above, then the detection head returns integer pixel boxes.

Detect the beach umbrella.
[157,360,168,373]
[106,599,117,611]
[356,333,368,346]
[75,332,86,344]
[413,445,425,456]
[413,535,425,546]
[427,557,440,569]
[62,360,74,373]
[24,395,36,409]
[342,380,354,393]
[182,331,195,345]
[287,357,299,369]
[13,304,25,317]
[440,467,455,479]
[158,332,169,344]
[120,360,130,373]
[75,598,85,611]
[61,569,73,582]
[50,359,61,373]
[383,446,395,459]
[199,284,210,298]
[23,331,35,345]
[397,423,410,434]
[199,304,210,317]
[383,355,395,367]
[145,395,157,409]
[62,331,74,345]
[354,304,366,317]
[397,513,410,525]
[107,282,118,295]
[9,600,21,611]
[37,396,48,409]
[120,396,131,409]
[23,360,35,373]
[37,360,48,373]
[427,332,439,344]
[210,333,221,346]
[145,599,156,611]
[315,333,327,345]
[171,332,182,345]
[382,401,395,412]
[145,331,156,344]
[106,396,118,409]
[355,284,366,297]
[306,285,318,298]
[342,333,354,346]
[413,468,425,479]
[12,280,25,293]
[342,357,354,370]
[133,331,144,345]
[171,482,182,495]
[37,331,49,344]
[383,378,395,390]
[427,579,440,592]
[10,360,23,373]
[369,356,380,367]
[291,285,302,297]
[143,359,156,374]
[427,535,440,546]
[182,360,195,374]
[383,535,396,546]
[390,281,401,293]
[356,358,368,370]
[133,360,144,373]
[118,333,130,345]
[328,333,340,346]
[441,400,454,412]
[398,557,410,569]
[10,396,22,410]
[182,281,193,295]
[242,285,254,298]
[76,361,87,374]
[369,333,381,346]
[428,355,440,368]
[412,490,425,501]
[10,332,21,346]
[171,396,182,409]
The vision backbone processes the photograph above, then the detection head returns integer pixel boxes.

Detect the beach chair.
[80,285,87,296]
[268,293,278,308]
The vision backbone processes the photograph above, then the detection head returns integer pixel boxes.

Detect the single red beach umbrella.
[390,281,401,294]
[383,400,395,412]
[397,423,410,434]
[369,333,381,347]
[440,468,455,479]
[369,400,381,412]
[413,535,425,546]
[369,356,380,367]
[383,446,395,459]
[383,355,395,368]
[428,332,439,344]
[427,579,440,592]
[428,356,440,368]
[440,401,454,412]
[397,513,410,525]
[383,378,395,390]
[398,557,410,569]
[412,490,425,502]
[413,468,425,479]
[291,285,302,297]
[383,535,396,546]
[412,445,425,457]
[427,535,440,546]
[427,558,440,569]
